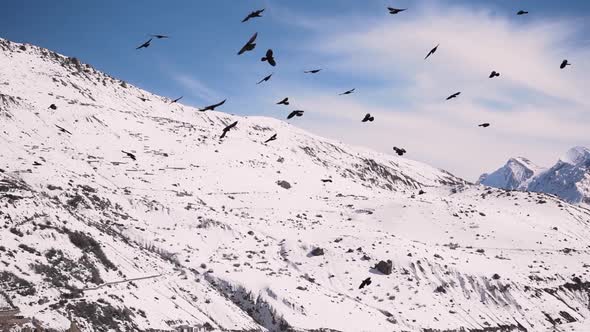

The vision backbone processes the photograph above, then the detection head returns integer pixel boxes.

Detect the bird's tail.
[261,57,267,62]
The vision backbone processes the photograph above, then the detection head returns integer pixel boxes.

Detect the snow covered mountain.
[2,37,590,332]
[479,147,590,205]
[477,157,543,191]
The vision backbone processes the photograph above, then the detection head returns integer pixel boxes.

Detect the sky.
[1,0,589,181]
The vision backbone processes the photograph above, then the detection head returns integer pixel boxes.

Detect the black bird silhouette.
[489,71,500,78]
[393,147,407,156]
[242,9,265,22]
[257,73,273,84]
[170,96,183,104]
[136,38,152,50]
[55,125,72,135]
[33,161,42,166]
[388,7,407,14]
[478,123,490,128]
[261,49,276,66]
[264,134,277,143]
[304,69,322,74]
[560,59,571,69]
[362,113,375,122]
[277,97,289,105]
[150,34,169,39]
[121,150,136,161]
[138,97,149,102]
[220,121,238,139]
[446,92,461,100]
[321,179,333,183]
[517,10,529,15]
[199,99,226,112]
[424,44,439,60]
[238,32,258,55]
[49,104,57,110]
[287,110,304,120]
[339,88,355,96]
[359,277,372,289]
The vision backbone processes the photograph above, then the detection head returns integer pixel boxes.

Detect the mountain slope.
[2,37,590,332]
[479,147,590,205]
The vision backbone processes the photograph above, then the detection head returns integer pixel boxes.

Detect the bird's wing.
[242,14,252,22]
[248,32,258,44]
[139,38,152,48]
[238,33,257,54]
[269,58,276,66]
[215,99,227,108]
[266,49,273,58]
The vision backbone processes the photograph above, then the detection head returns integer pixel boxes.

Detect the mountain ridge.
[479,147,590,205]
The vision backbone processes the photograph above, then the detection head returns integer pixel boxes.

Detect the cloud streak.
[262,2,590,180]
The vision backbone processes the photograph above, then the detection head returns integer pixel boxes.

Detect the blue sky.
[1,0,589,180]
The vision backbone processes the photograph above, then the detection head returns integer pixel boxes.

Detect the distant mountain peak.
[560,146,590,166]
[479,147,590,205]
[477,156,542,190]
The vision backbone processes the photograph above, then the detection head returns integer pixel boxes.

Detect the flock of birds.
[128,5,573,164]
[40,6,572,291]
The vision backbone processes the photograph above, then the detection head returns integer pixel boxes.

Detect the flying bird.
[478,123,490,128]
[304,69,322,74]
[238,32,258,55]
[264,134,277,143]
[516,10,529,15]
[242,9,264,22]
[150,34,169,39]
[257,73,273,84]
[136,38,152,50]
[339,88,355,96]
[49,104,57,110]
[121,150,136,161]
[170,96,183,104]
[321,179,333,183]
[424,44,439,60]
[489,71,500,78]
[560,59,571,69]
[361,113,375,122]
[287,110,304,120]
[138,97,149,102]
[387,7,407,14]
[393,147,407,156]
[220,121,238,139]
[446,92,461,100]
[55,125,72,135]
[261,49,276,66]
[277,97,289,105]
[199,99,226,112]
[359,277,372,289]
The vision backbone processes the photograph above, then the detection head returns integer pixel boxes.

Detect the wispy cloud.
[171,73,222,103]
[260,2,590,180]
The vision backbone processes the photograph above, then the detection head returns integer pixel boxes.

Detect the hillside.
[1,38,590,332]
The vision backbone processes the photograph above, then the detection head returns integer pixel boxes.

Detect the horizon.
[1,0,589,181]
